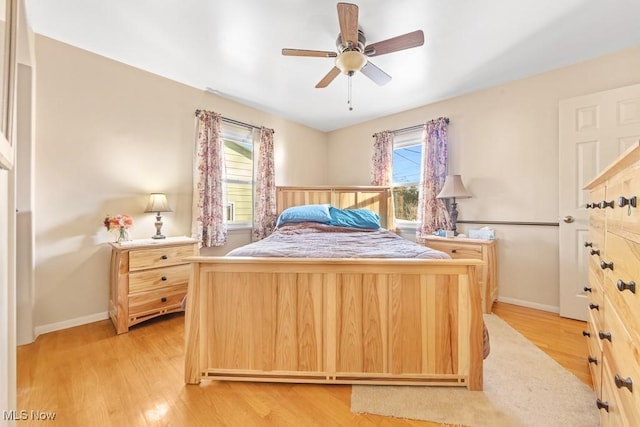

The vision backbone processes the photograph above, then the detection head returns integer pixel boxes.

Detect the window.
[392,130,422,223]
[223,124,254,226]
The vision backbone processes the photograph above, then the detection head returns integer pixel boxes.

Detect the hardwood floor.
[16,302,592,426]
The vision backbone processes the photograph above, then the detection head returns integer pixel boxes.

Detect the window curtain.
[252,127,276,241]
[416,117,450,240]
[371,131,393,186]
[191,110,227,247]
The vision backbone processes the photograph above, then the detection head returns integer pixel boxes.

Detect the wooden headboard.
[275,186,394,230]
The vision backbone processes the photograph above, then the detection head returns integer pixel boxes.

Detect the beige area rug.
[351,314,599,427]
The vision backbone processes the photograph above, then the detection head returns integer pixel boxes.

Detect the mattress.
[226,222,450,259]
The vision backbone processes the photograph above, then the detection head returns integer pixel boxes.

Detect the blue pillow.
[276,204,332,227]
[329,207,381,229]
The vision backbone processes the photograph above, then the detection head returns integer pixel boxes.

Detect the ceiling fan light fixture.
[335,51,367,74]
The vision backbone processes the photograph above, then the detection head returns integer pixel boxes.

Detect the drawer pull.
[600,260,614,271]
[598,331,611,342]
[588,356,598,365]
[582,330,591,337]
[161,276,168,281]
[161,255,168,260]
[589,249,600,256]
[614,375,633,392]
[584,241,593,247]
[589,303,599,311]
[161,297,167,303]
[596,399,609,412]
[616,279,636,294]
[450,249,457,253]
[585,203,594,209]
[598,200,614,209]
[618,195,637,208]
[583,286,592,293]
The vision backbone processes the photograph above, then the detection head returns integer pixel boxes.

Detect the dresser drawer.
[586,310,602,396]
[607,164,640,240]
[587,268,604,334]
[426,241,483,259]
[605,232,640,341]
[128,284,188,318]
[602,296,640,425]
[129,244,196,271]
[129,264,191,294]
[600,357,634,427]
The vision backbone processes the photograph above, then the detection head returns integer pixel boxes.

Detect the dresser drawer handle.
[450,249,457,253]
[596,399,609,412]
[583,286,592,293]
[161,255,168,260]
[161,297,167,303]
[600,260,614,271]
[618,195,637,208]
[614,375,633,392]
[598,331,611,342]
[161,276,168,281]
[584,241,593,247]
[616,279,636,294]
[582,330,591,337]
[585,203,594,209]
[589,249,600,256]
[588,356,598,365]
[598,200,614,209]
[589,303,599,311]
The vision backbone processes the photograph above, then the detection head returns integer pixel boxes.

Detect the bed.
[185,186,485,390]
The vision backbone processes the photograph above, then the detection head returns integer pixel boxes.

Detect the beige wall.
[32,35,328,331]
[327,45,640,311]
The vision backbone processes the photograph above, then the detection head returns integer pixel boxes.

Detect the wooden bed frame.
[185,186,485,390]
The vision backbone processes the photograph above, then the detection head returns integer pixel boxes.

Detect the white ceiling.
[23,0,640,132]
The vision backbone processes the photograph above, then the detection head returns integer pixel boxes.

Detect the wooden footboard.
[185,257,484,390]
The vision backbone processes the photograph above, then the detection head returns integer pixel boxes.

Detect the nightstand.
[423,235,498,313]
[108,237,199,334]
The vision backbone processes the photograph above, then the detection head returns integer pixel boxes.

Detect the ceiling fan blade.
[316,67,341,88]
[337,3,358,47]
[282,48,337,58]
[360,61,392,86]
[364,30,425,57]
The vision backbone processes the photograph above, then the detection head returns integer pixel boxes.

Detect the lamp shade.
[436,175,471,199]
[144,193,172,213]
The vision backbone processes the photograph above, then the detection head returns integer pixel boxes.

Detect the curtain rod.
[194,109,272,133]
[372,117,449,137]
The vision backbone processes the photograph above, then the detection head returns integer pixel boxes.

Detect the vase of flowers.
[104,214,134,242]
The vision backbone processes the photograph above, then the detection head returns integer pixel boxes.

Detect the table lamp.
[144,193,172,239]
[436,175,471,235]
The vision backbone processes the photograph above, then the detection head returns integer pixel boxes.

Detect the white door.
[559,83,640,320]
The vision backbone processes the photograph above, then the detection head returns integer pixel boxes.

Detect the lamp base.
[450,199,459,236]
[152,214,166,239]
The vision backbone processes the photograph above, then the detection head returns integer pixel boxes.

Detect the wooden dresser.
[423,235,498,313]
[109,237,199,334]
[584,141,640,426]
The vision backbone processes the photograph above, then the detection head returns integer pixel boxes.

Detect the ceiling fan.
[282,2,425,91]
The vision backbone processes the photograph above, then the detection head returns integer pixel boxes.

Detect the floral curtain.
[252,127,276,241]
[191,110,227,247]
[416,117,450,240]
[371,131,393,186]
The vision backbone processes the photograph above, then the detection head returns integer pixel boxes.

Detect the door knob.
[563,215,575,223]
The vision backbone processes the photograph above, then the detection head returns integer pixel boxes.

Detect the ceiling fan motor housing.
[336,28,366,53]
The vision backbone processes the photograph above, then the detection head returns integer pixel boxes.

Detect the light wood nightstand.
[108,237,199,334]
[423,235,498,313]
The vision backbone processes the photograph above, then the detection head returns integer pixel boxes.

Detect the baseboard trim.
[497,296,559,314]
[34,311,109,339]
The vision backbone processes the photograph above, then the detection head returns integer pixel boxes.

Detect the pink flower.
[104,214,134,231]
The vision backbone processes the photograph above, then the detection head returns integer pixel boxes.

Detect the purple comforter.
[226,222,450,259]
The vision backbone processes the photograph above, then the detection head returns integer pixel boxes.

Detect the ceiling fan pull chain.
[348,71,353,111]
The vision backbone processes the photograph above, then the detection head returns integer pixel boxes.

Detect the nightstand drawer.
[129,264,191,294]
[128,284,188,318]
[427,241,483,259]
[129,245,196,271]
